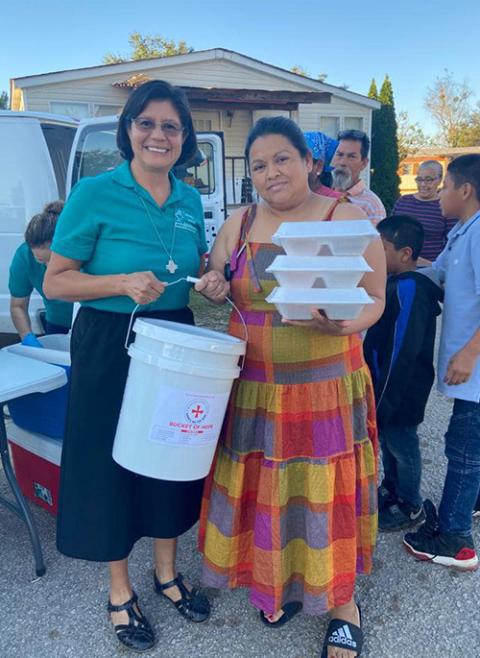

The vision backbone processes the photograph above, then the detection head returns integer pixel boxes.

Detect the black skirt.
[56,306,204,562]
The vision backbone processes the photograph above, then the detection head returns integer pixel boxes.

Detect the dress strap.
[229,204,257,275]
[324,197,348,221]
[240,204,257,241]
[240,204,262,293]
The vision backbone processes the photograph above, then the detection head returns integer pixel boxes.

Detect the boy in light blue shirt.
[404,154,480,571]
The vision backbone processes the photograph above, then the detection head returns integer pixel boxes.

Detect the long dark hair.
[117,80,197,166]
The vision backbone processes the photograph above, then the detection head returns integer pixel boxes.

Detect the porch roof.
[112,75,331,111]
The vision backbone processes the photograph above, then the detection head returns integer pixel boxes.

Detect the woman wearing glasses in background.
[44,80,228,652]
[392,160,457,261]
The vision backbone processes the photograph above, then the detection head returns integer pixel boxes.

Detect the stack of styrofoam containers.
[265,219,379,320]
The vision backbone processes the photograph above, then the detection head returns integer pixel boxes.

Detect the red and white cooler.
[7,423,62,516]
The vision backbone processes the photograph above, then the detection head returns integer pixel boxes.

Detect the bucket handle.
[124,277,248,368]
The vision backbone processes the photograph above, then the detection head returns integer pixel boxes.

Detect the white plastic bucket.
[112,319,246,481]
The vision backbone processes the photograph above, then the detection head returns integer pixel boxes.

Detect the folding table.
[0,351,67,576]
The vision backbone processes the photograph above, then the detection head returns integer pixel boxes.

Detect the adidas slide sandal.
[321,605,363,657]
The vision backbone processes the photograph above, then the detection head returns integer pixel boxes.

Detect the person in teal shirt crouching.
[9,201,73,346]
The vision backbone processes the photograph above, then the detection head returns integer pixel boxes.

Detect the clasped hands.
[194,270,230,304]
[123,270,229,306]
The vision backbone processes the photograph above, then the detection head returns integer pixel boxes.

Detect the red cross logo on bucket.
[185,399,209,424]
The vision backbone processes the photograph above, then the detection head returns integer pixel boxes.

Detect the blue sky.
[2,0,479,134]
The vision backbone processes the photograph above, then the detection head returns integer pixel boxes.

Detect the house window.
[194,119,213,131]
[318,116,339,138]
[50,101,121,119]
[50,101,90,119]
[192,111,220,132]
[344,117,364,131]
[92,104,122,117]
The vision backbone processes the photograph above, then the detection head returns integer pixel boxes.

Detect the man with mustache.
[332,129,386,225]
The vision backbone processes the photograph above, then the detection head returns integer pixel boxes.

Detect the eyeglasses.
[130,117,185,137]
[415,176,439,184]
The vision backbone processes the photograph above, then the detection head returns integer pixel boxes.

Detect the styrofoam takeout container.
[266,255,372,288]
[266,287,374,320]
[271,219,378,256]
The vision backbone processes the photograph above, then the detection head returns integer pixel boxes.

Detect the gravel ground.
[1,300,478,658]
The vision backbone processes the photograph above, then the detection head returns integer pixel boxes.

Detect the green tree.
[368,79,378,100]
[397,110,433,161]
[369,75,400,214]
[0,91,8,109]
[457,107,480,147]
[424,69,473,146]
[103,32,194,64]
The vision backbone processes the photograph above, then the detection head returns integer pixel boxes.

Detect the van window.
[71,122,122,186]
[40,123,76,199]
[72,122,216,196]
[174,142,215,195]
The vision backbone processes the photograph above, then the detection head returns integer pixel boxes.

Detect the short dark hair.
[447,154,480,202]
[377,214,425,260]
[117,80,197,166]
[25,201,64,248]
[244,116,309,162]
[337,129,370,159]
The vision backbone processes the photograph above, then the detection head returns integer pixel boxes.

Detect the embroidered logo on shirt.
[175,208,197,234]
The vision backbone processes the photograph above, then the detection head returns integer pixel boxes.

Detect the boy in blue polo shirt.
[404,154,480,571]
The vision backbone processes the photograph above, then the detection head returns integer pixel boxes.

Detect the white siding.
[298,97,371,137]
[220,109,251,157]
[23,59,320,113]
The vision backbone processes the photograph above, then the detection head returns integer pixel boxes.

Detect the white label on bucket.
[149,387,230,446]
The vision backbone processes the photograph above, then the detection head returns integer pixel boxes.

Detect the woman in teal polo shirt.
[44,80,229,652]
[9,201,73,345]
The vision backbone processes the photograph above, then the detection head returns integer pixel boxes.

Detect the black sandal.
[321,605,363,657]
[259,601,302,628]
[107,591,155,653]
[153,571,211,622]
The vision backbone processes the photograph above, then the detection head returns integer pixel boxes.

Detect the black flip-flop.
[259,601,302,628]
[321,605,363,657]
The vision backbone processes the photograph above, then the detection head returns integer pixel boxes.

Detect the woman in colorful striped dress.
[199,117,386,658]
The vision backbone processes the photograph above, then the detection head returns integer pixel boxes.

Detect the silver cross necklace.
[136,193,179,274]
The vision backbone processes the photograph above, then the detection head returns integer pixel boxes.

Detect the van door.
[188,132,226,249]
[67,119,226,251]
[0,113,76,335]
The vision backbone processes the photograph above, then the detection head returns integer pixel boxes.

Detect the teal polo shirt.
[9,242,73,328]
[52,162,208,313]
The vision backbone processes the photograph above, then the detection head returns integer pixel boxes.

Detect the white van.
[0,112,226,339]
[0,111,77,337]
